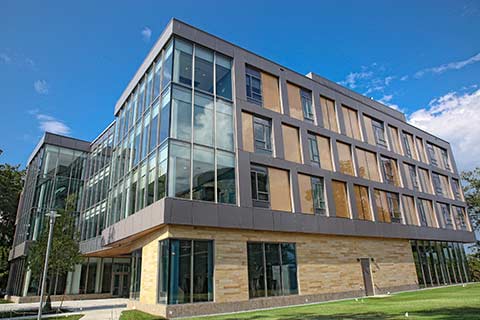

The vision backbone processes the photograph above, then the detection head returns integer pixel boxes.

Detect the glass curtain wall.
[107,36,235,226]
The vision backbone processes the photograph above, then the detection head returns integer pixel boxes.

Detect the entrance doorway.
[112,272,129,297]
[359,258,375,296]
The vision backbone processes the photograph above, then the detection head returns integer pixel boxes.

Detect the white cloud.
[408,88,480,171]
[36,114,71,135]
[0,53,11,64]
[141,26,152,42]
[414,52,480,78]
[378,94,403,112]
[339,71,373,89]
[34,80,49,94]
[400,75,409,81]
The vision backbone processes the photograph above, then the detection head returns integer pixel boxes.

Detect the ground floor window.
[130,249,142,300]
[158,239,214,304]
[247,242,298,299]
[410,240,469,287]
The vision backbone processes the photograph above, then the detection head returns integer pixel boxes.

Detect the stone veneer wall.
[131,225,418,318]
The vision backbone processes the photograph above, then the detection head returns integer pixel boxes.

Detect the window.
[193,92,214,147]
[451,179,463,201]
[173,38,193,86]
[217,151,236,204]
[192,146,215,202]
[157,144,167,200]
[246,66,262,104]
[337,142,354,175]
[432,172,443,195]
[268,167,292,212]
[388,126,402,154]
[364,116,387,148]
[130,249,142,300]
[171,85,192,142]
[159,89,171,143]
[215,54,232,100]
[298,174,326,215]
[417,199,436,227]
[342,106,361,140]
[282,124,301,163]
[354,185,372,221]
[301,89,314,122]
[440,149,451,171]
[404,163,419,191]
[287,83,305,121]
[216,99,234,152]
[247,242,298,298]
[374,190,402,223]
[158,239,214,304]
[168,141,191,199]
[401,132,417,160]
[427,143,438,166]
[453,206,467,230]
[307,134,320,166]
[149,103,159,153]
[145,69,154,108]
[153,57,163,99]
[402,195,419,225]
[438,203,453,229]
[380,156,400,186]
[320,96,339,132]
[251,165,269,208]
[162,41,173,88]
[194,46,214,93]
[416,137,427,163]
[418,168,433,194]
[356,148,380,181]
[253,116,272,154]
[332,180,350,218]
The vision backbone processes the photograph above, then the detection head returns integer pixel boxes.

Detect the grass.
[0,299,11,304]
[120,310,165,320]
[183,283,480,320]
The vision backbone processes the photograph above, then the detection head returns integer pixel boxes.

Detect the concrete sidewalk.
[0,298,128,320]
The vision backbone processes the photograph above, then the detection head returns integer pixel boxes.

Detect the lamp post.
[37,210,60,320]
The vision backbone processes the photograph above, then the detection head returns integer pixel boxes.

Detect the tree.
[461,167,480,281]
[27,194,82,304]
[0,152,24,290]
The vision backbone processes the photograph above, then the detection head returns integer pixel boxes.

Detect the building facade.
[7,19,475,317]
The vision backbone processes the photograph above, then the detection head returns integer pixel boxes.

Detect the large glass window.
[194,46,214,93]
[246,66,262,104]
[215,54,232,100]
[193,92,214,147]
[301,88,314,122]
[173,38,193,86]
[192,146,215,201]
[216,99,234,151]
[253,116,272,155]
[217,151,236,204]
[162,41,173,88]
[157,144,167,199]
[171,86,192,142]
[159,88,171,143]
[247,242,298,299]
[153,57,163,99]
[311,177,326,214]
[145,68,154,108]
[159,239,214,305]
[251,165,269,208]
[168,141,191,199]
[149,103,159,153]
[307,134,320,166]
[130,249,142,300]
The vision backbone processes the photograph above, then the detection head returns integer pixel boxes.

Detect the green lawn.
[120,310,164,320]
[0,299,11,304]
[184,283,480,320]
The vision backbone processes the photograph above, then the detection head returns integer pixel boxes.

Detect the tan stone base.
[129,284,418,319]
[5,293,114,304]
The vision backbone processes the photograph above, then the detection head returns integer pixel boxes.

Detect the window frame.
[253,116,273,155]
[251,165,270,208]
[371,118,388,148]
[300,88,314,122]
[246,66,263,105]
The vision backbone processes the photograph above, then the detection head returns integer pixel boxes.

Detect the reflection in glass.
[194,46,214,93]
[171,86,192,142]
[216,54,232,100]
[216,99,234,151]
[217,151,236,204]
[168,141,191,199]
[192,146,214,201]
[193,93,214,146]
[173,39,193,86]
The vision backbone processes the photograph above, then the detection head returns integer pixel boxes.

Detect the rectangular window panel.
[247,243,265,298]
[215,54,232,100]
[280,243,298,295]
[332,180,350,218]
[246,66,262,104]
[418,168,433,194]
[287,82,304,121]
[193,92,214,147]
[251,165,269,208]
[427,143,438,166]
[402,195,419,226]
[217,151,236,204]
[153,57,163,100]
[388,126,402,155]
[147,155,156,205]
[307,134,320,166]
[261,72,281,113]
[145,68,154,108]
[171,86,192,142]
[192,146,215,202]
[451,179,463,201]
[453,206,468,230]
[320,96,338,132]
[159,88,171,143]
[192,240,214,302]
[317,136,333,171]
[268,167,292,212]
[216,99,234,151]
[402,132,418,160]
[242,112,254,153]
[168,141,191,199]
[356,148,380,182]
[342,106,361,140]
[298,174,326,215]
[173,38,193,86]
[162,41,173,88]
[374,190,401,223]
[416,137,427,163]
[282,124,301,163]
[169,239,192,304]
[194,46,214,93]
[301,89,314,122]
[354,185,372,221]
[337,142,354,175]
[265,243,282,297]
[380,156,400,186]
[157,144,167,200]
[403,163,419,191]
[149,103,159,153]
[437,203,453,229]
[253,116,272,155]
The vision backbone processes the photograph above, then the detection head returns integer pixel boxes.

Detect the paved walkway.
[0,298,128,320]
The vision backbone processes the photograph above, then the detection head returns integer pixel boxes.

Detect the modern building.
[6,19,475,318]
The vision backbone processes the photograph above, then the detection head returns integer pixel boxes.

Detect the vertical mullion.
[262,243,267,298]
[278,244,283,295]
[189,44,195,200]
[190,240,194,303]
[213,52,218,203]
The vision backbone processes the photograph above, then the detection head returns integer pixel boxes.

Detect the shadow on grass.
[213,307,480,320]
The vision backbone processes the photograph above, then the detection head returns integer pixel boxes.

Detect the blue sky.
[1,0,479,170]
